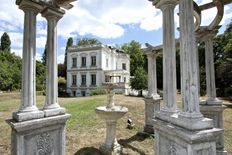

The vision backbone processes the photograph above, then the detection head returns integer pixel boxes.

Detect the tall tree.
[64,37,73,79]
[41,44,47,65]
[121,40,144,76]
[77,38,101,46]
[1,32,11,51]
[130,67,148,96]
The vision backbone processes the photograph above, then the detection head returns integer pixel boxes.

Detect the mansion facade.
[66,44,130,97]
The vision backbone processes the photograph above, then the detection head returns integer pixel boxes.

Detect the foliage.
[58,63,66,78]
[0,51,21,91]
[213,21,232,97]
[77,38,101,46]
[41,44,47,65]
[121,40,145,76]
[62,37,74,79]
[36,61,46,91]
[130,67,147,96]
[1,32,11,51]
[90,87,107,96]
[58,76,68,97]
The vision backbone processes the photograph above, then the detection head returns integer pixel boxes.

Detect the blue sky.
[0,0,231,63]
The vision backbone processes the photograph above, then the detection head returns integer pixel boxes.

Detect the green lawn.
[0,92,231,154]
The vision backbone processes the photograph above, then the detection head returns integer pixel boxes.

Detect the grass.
[0,92,232,154]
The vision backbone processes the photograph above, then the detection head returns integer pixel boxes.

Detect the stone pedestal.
[100,121,122,155]
[200,103,228,155]
[7,114,70,155]
[154,118,222,155]
[143,97,161,134]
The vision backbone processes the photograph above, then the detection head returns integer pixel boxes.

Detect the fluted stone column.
[178,0,203,119]
[144,52,160,133]
[200,29,228,155]
[42,8,65,117]
[13,0,44,122]
[155,0,178,115]
[204,31,220,104]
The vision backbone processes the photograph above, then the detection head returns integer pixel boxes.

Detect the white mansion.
[66,44,130,97]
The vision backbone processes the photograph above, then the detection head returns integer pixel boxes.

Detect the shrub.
[90,87,107,96]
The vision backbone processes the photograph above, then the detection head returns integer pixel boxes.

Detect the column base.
[155,111,214,130]
[143,98,160,134]
[154,117,222,155]
[6,114,70,155]
[13,110,44,122]
[216,150,228,155]
[200,103,228,155]
[143,125,154,134]
[100,139,122,155]
[43,107,65,117]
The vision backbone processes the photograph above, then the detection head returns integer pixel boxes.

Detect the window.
[81,57,86,67]
[91,56,96,66]
[72,91,76,96]
[91,74,96,85]
[124,77,126,83]
[106,58,108,68]
[81,75,86,86]
[72,58,77,68]
[81,91,86,96]
[105,75,110,82]
[72,75,77,85]
[122,63,126,70]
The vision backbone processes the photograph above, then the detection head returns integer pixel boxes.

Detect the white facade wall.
[67,45,130,97]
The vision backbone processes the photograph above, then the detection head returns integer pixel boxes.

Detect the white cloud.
[36,52,42,61]
[0,0,231,42]
[12,49,22,57]
[36,36,47,48]
[57,54,64,64]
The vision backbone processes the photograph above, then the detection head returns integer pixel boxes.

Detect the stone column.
[200,29,228,155]
[178,0,203,119]
[155,0,177,115]
[42,8,65,117]
[147,53,160,98]
[204,31,220,104]
[143,52,160,134]
[13,0,44,122]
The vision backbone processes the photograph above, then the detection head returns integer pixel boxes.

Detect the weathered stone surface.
[154,118,222,155]
[143,98,161,134]
[200,104,228,155]
[6,114,70,155]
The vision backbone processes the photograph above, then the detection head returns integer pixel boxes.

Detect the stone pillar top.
[195,26,220,41]
[16,0,43,12]
[150,0,178,9]
[41,6,65,20]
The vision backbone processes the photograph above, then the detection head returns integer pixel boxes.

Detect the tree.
[77,38,101,46]
[41,44,47,65]
[121,40,144,76]
[0,51,21,91]
[1,32,11,51]
[214,21,232,97]
[36,61,46,91]
[130,67,148,96]
[63,37,73,79]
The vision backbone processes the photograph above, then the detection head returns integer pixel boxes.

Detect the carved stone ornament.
[168,143,177,155]
[36,132,53,155]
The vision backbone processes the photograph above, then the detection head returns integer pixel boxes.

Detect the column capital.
[42,7,65,21]
[16,0,43,13]
[196,27,220,41]
[144,51,157,58]
[152,0,178,10]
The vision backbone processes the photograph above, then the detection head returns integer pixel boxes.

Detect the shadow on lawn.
[74,147,102,155]
[119,133,152,155]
